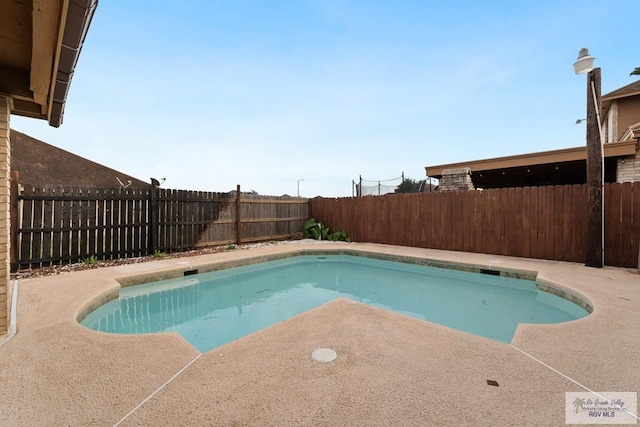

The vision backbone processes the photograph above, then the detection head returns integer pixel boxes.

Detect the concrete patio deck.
[0,242,638,426]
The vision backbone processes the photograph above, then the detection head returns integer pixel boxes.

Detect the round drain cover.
[311,348,337,363]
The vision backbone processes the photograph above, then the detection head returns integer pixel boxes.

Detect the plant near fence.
[303,218,351,242]
[81,255,99,266]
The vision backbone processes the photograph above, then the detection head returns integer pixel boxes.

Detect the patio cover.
[425,141,637,189]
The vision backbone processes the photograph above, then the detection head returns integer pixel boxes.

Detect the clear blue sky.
[12,0,640,197]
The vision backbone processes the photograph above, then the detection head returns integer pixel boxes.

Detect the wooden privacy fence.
[12,181,308,270]
[309,183,640,268]
[151,185,308,252]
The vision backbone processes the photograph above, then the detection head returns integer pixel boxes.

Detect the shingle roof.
[602,79,640,101]
[10,129,149,189]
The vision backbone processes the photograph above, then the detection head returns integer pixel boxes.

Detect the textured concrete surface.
[0,242,638,426]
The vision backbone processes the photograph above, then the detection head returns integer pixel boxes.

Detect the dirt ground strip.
[0,242,638,426]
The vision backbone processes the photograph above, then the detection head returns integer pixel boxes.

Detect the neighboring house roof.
[601,79,640,119]
[11,129,149,189]
[602,80,640,101]
[425,141,637,188]
[621,122,640,141]
[0,0,98,127]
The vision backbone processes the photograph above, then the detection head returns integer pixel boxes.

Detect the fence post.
[10,171,18,272]
[236,184,242,246]
[148,179,158,254]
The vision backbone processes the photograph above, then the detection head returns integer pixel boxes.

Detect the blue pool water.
[80,255,589,352]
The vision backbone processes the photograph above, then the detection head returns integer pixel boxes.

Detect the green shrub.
[328,229,351,242]
[303,218,351,242]
[153,251,167,258]
[81,255,99,265]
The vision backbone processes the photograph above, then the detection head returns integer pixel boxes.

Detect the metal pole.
[297,179,304,197]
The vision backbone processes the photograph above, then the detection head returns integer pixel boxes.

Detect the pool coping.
[77,247,594,327]
[2,242,639,425]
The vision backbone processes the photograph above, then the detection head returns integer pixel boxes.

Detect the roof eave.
[47,0,98,127]
[425,141,638,178]
[5,0,97,127]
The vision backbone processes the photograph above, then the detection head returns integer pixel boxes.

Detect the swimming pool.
[80,254,589,352]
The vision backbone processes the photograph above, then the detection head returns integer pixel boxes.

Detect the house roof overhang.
[425,140,638,179]
[0,0,98,127]
[601,80,640,119]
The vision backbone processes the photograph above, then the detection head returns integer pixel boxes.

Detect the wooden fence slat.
[86,191,96,258]
[51,187,63,264]
[96,194,105,259]
[32,186,45,266]
[577,184,588,263]
[19,185,33,268]
[500,188,509,256]
[620,182,633,267]
[529,187,540,259]
[460,191,470,252]
[139,192,148,256]
[605,183,621,266]
[172,190,179,250]
[125,191,134,257]
[59,190,69,264]
[41,188,53,267]
[477,190,488,254]
[105,191,114,259]
[500,188,510,256]
[633,182,640,269]
[79,189,89,259]
[552,186,563,262]
[536,186,547,260]
[489,189,500,255]
[521,187,531,258]
[545,186,555,260]
[511,188,522,257]
[560,185,572,262]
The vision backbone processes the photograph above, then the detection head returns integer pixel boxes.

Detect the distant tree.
[228,188,259,195]
[395,178,420,193]
[631,67,640,76]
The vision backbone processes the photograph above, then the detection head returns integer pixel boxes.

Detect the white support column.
[0,96,10,334]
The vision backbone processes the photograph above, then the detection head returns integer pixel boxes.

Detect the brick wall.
[0,96,9,334]
[438,167,475,192]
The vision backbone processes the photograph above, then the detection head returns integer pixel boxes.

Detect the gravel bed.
[11,239,343,279]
